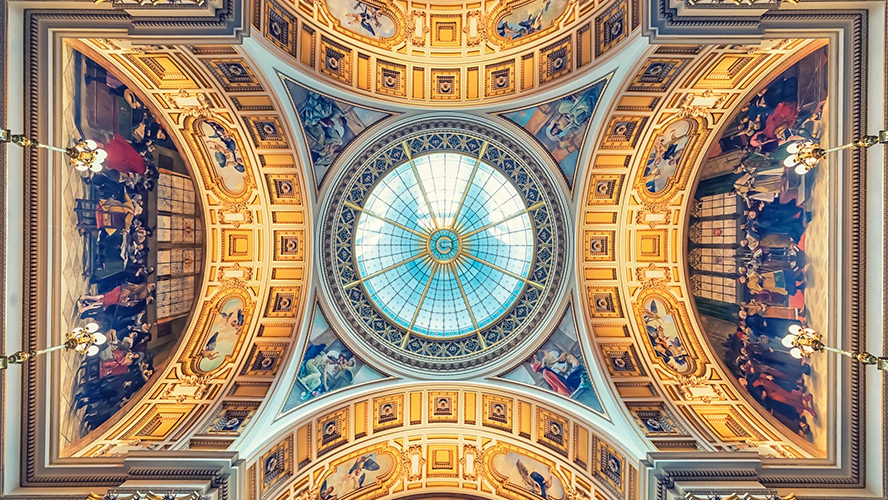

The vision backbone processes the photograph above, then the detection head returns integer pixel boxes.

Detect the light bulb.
[95,149,107,162]
[85,321,99,333]
[74,163,89,172]
[788,324,802,335]
[86,344,100,356]
[89,162,104,173]
[786,142,801,154]
[783,156,798,168]
[84,139,98,150]
[92,332,107,345]
[794,164,809,175]
[781,334,796,348]
[790,347,803,359]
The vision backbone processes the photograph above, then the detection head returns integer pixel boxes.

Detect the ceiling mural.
[256,0,639,104]
[283,302,387,411]
[495,75,610,189]
[60,48,205,447]
[322,0,399,41]
[317,446,400,499]
[319,118,568,375]
[499,303,604,415]
[30,40,311,462]
[194,118,251,195]
[3,0,882,495]
[687,45,829,448]
[244,386,637,500]
[576,38,846,460]
[492,0,572,43]
[281,75,394,190]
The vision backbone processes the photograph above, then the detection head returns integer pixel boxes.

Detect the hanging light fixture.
[784,129,888,175]
[1,128,107,172]
[781,324,887,370]
[0,322,108,370]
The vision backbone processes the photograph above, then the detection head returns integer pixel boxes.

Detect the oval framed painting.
[490,0,572,48]
[182,288,254,376]
[635,117,708,201]
[187,117,253,200]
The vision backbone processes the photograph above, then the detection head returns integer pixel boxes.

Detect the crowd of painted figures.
[70,70,164,433]
[717,74,824,442]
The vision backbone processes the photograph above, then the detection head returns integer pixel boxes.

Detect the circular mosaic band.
[321,117,568,374]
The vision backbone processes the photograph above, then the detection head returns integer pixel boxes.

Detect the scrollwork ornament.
[635,263,673,290]
[459,444,483,481]
[219,276,247,290]
[635,202,673,228]
[218,263,253,290]
[161,374,211,402]
[568,489,590,500]
[677,374,726,403]
[464,11,486,46]
[87,491,203,500]
[678,90,727,121]
[217,202,253,228]
[402,445,425,481]
[161,90,213,119]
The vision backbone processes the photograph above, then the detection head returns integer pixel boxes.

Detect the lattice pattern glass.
[353,153,535,338]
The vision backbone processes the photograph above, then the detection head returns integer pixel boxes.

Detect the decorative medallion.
[321,118,568,374]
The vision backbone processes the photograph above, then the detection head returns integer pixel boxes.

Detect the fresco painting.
[641,298,690,373]
[643,118,693,193]
[495,0,570,40]
[687,46,829,449]
[283,78,392,188]
[501,306,603,413]
[318,452,393,499]
[60,49,203,445]
[498,77,608,188]
[198,120,248,194]
[284,304,385,410]
[197,297,246,372]
[491,451,565,499]
[326,0,396,39]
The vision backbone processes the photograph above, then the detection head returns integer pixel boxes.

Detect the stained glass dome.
[321,119,567,374]
[353,153,536,338]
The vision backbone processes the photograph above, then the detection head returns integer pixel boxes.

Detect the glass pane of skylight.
[353,152,535,338]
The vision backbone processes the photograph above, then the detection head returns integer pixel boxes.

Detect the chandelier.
[782,324,887,371]
[1,128,107,172]
[784,129,888,175]
[0,322,108,370]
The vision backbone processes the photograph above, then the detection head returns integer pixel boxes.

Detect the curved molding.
[241,382,644,500]
[318,114,570,377]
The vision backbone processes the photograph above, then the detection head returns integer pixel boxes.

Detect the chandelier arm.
[2,129,72,155]
[820,345,888,370]
[820,142,864,155]
[823,129,888,152]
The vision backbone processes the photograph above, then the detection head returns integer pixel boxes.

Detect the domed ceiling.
[57,49,206,449]
[319,118,569,375]
[4,0,881,498]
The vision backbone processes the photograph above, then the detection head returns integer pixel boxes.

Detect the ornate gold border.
[630,288,703,377]
[180,287,256,376]
[183,115,255,201]
[633,116,708,202]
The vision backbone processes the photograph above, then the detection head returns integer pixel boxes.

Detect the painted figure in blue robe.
[344,454,379,490]
[205,121,246,173]
[299,93,349,168]
[497,0,552,39]
[344,2,383,37]
[517,459,553,498]
[546,89,597,144]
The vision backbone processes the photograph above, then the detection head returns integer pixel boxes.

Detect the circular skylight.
[353,153,535,338]
[321,119,567,374]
